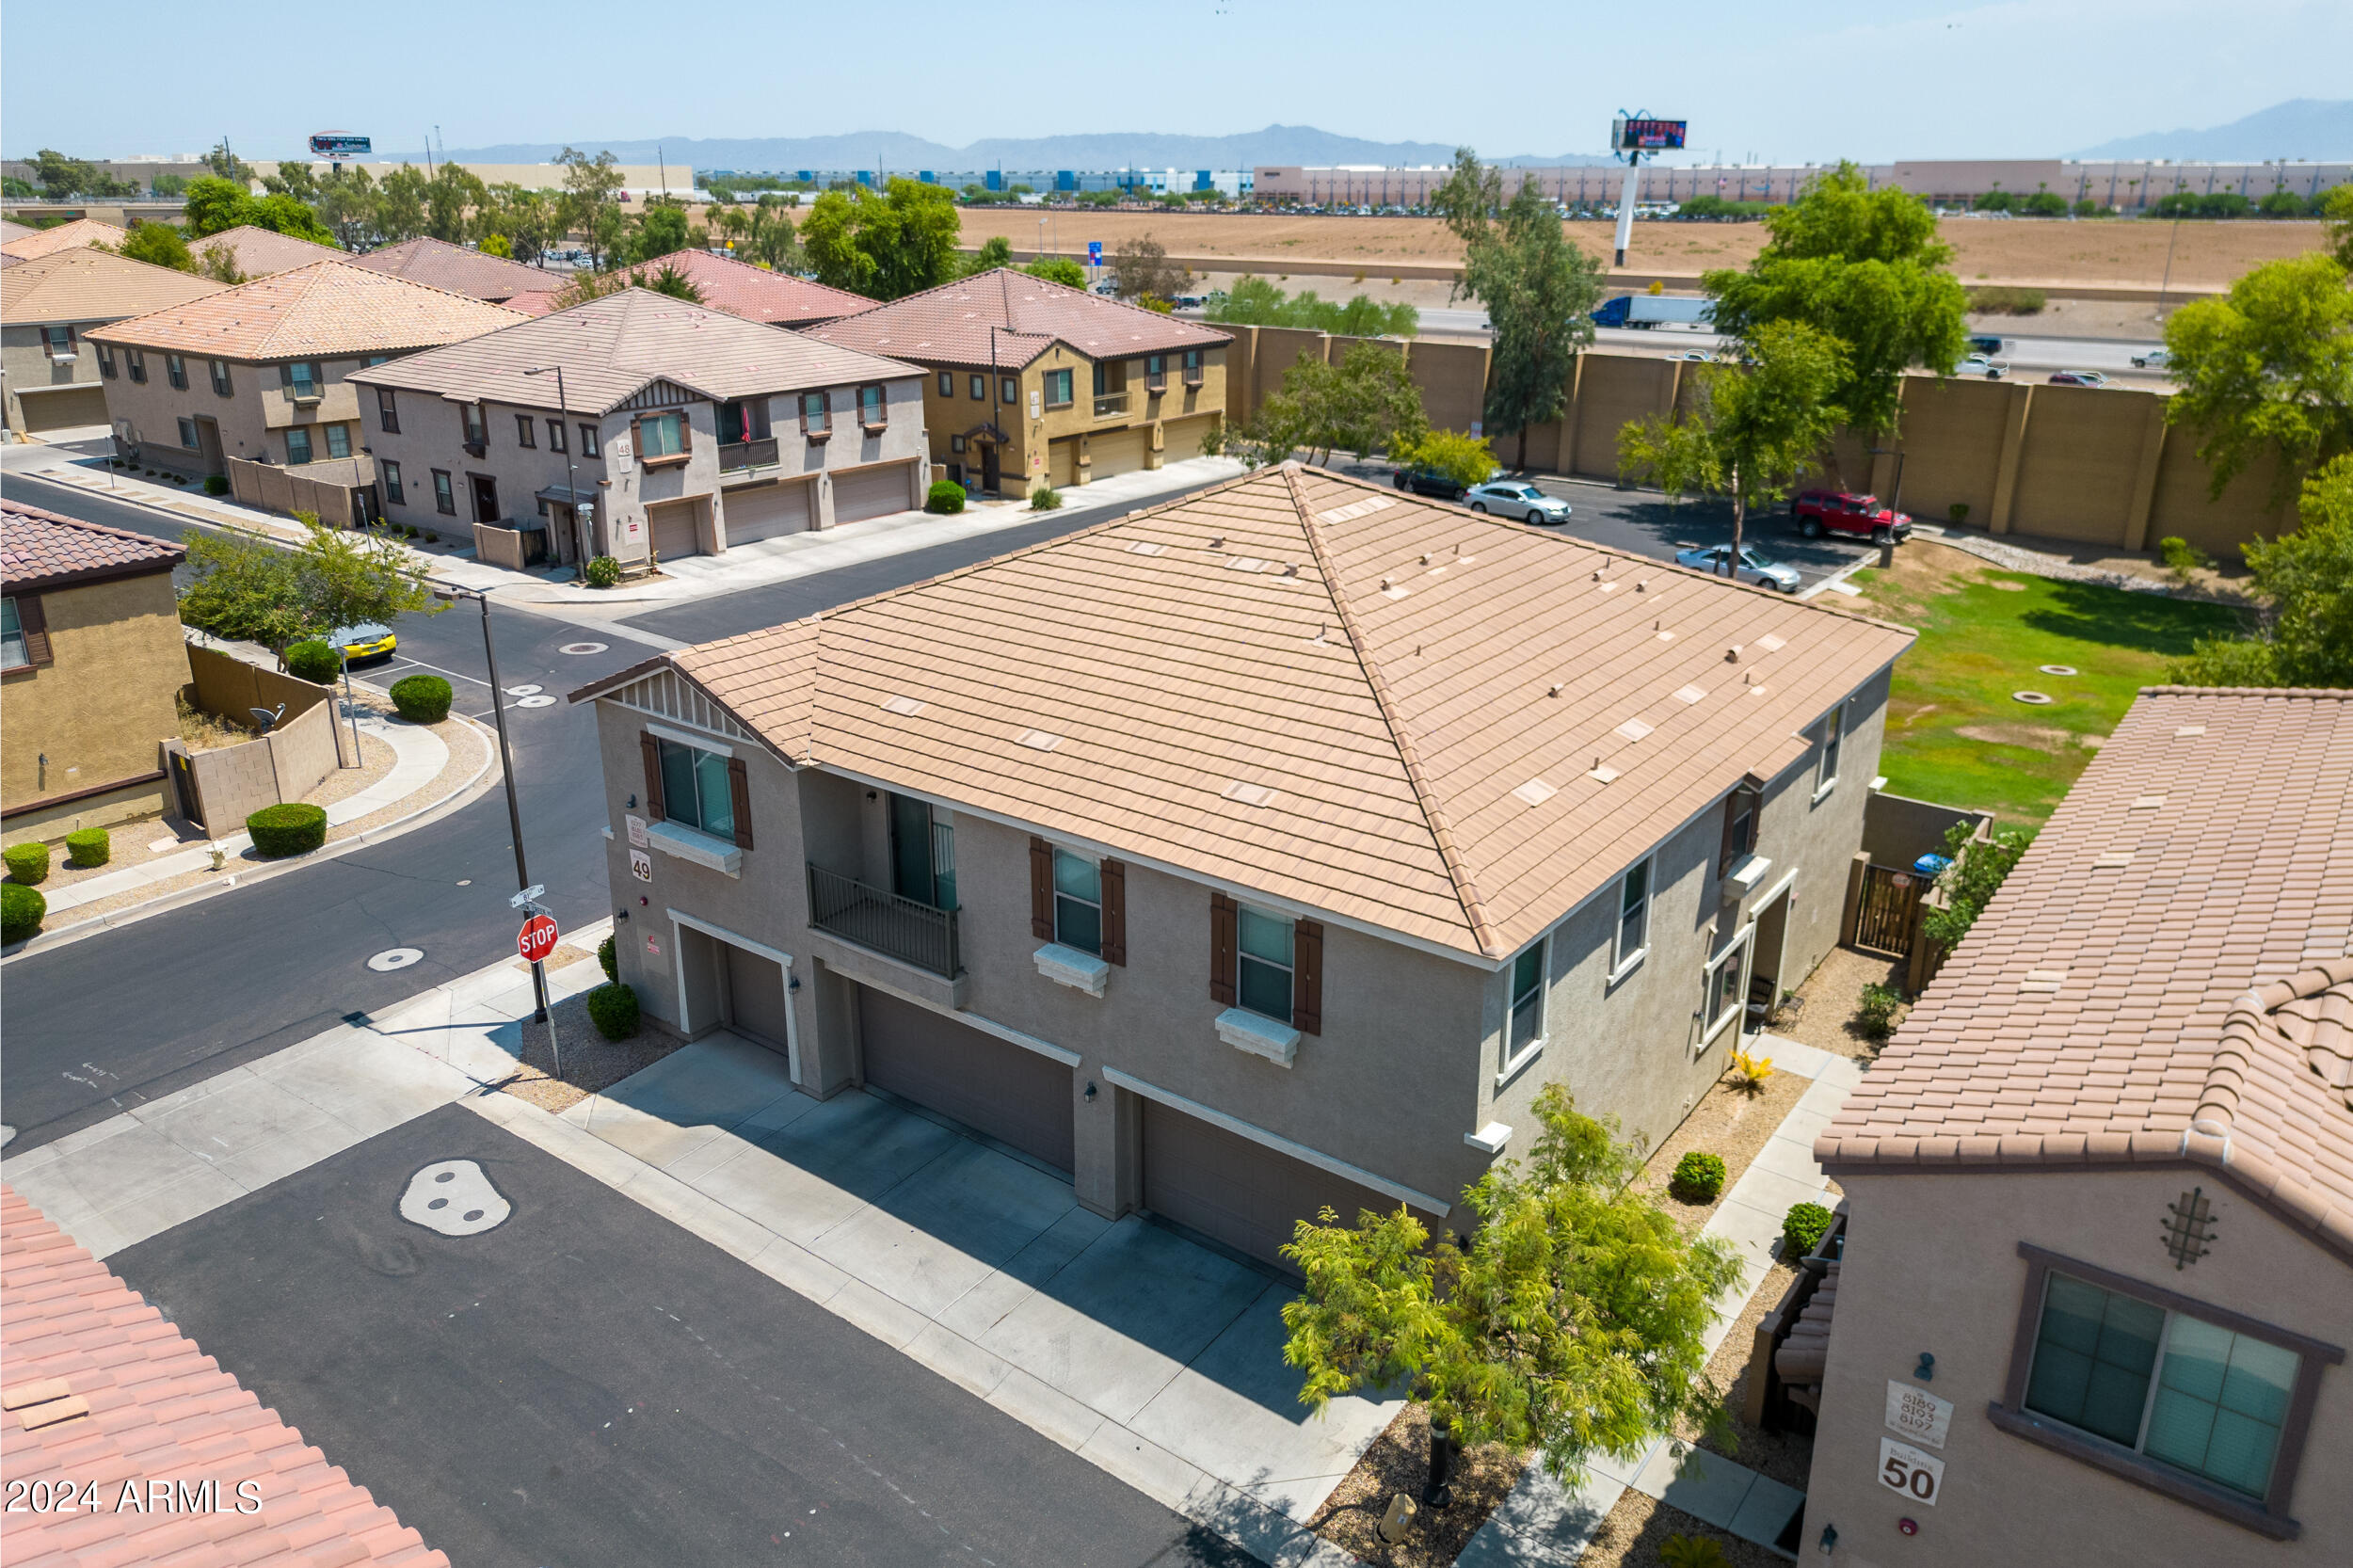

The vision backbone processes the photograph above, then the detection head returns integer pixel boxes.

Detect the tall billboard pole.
[1609,113,1688,268]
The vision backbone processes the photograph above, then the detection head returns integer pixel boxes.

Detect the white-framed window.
[1701,928,1753,1045]
[1504,937,1546,1069]
[1817,703,1845,795]
[1613,858,1651,974]
[969,373,986,400]
[656,736,735,842]
[1052,848,1101,954]
[1236,904,1295,1025]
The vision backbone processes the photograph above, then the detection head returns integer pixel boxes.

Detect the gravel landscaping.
[492,984,684,1115]
[1307,1402,1527,1568]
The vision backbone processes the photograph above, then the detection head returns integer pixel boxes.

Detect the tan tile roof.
[573,465,1913,959]
[1817,687,2353,1258]
[3,497,184,588]
[0,1187,453,1568]
[607,249,878,328]
[0,218,128,261]
[809,266,1227,370]
[0,219,33,243]
[348,286,920,416]
[188,223,347,278]
[1,246,227,326]
[86,260,526,362]
[347,235,561,300]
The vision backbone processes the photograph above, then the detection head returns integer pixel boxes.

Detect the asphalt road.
[111,1104,1252,1568]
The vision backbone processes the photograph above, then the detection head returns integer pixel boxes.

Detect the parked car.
[2129,346,2170,370]
[2047,370,2109,387]
[1674,544,1801,593]
[1965,333,2005,356]
[1393,463,1498,501]
[1463,479,1573,524]
[1790,489,1913,543]
[330,622,397,664]
[1956,352,2008,380]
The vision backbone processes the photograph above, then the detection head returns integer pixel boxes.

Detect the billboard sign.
[309,133,372,159]
[1611,118,1688,152]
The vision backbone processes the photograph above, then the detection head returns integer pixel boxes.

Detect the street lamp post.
[523,364,584,576]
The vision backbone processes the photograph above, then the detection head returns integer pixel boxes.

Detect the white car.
[1463,480,1572,524]
[1674,544,1801,593]
[2129,346,2171,370]
[1956,353,2009,380]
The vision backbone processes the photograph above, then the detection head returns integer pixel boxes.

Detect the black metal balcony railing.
[719,437,780,472]
[807,862,960,979]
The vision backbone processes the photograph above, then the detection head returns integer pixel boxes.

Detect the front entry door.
[193,416,226,477]
[471,474,500,524]
[981,440,1000,495]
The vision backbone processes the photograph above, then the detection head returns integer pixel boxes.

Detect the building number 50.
[1879,1443,1942,1506]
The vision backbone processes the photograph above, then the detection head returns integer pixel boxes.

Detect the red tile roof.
[347,236,562,301]
[1817,687,2353,1260]
[810,266,1226,370]
[614,250,877,327]
[0,1187,452,1568]
[2,499,184,589]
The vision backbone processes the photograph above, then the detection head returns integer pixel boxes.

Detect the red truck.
[1789,489,1913,543]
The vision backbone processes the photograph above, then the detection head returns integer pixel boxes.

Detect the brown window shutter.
[1209,891,1238,1005]
[631,413,643,458]
[876,383,888,425]
[1100,858,1127,966]
[1293,919,1323,1036]
[1718,792,1740,876]
[727,756,753,849]
[17,595,53,665]
[639,730,665,820]
[1029,836,1054,938]
[679,408,694,455]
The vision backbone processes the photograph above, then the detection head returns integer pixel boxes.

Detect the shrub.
[203,474,230,496]
[64,827,110,868]
[390,673,453,723]
[2072,198,2106,217]
[1030,484,1063,511]
[1,883,46,943]
[285,639,341,683]
[1727,1048,1774,1094]
[1949,502,1971,525]
[1782,1202,1835,1259]
[586,981,641,1041]
[2158,535,2210,586]
[598,934,617,983]
[247,802,328,857]
[5,842,51,884]
[1658,1533,1732,1568]
[926,479,968,514]
[1856,982,1903,1040]
[1921,819,2032,951]
[1966,285,2046,314]
[424,531,440,544]
[1669,1150,1728,1204]
[584,554,622,588]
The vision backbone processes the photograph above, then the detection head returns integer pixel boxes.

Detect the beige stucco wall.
[92,347,379,476]
[1806,1167,2353,1568]
[1,570,184,843]
[4,321,109,432]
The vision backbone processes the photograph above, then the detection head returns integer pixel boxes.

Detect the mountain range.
[2071,98,2352,160]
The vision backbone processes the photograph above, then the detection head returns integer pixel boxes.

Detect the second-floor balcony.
[719,437,780,473]
[808,862,960,979]
[1093,393,1129,418]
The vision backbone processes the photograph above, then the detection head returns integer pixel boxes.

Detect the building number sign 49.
[1878,1437,1944,1506]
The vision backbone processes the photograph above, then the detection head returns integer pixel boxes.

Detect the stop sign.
[517,913,560,965]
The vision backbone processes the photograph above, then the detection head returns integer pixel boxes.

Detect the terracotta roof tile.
[0,1188,449,1568]
[608,249,877,327]
[87,260,524,361]
[3,497,184,588]
[0,218,129,261]
[184,226,347,279]
[809,265,1226,370]
[2,247,229,325]
[344,236,559,300]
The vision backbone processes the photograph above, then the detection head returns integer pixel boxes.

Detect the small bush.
[1856,982,1903,1040]
[1669,1150,1728,1204]
[390,673,453,723]
[1727,1048,1774,1094]
[247,802,328,857]
[1948,502,1971,525]
[586,981,641,1041]
[1030,484,1063,511]
[424,531,440,544]
[926,478,968,514]
[2158,535,2210,587]
[1658,1533,1733,1568]
[2,882,46,943]
[5,842,52,884]
[584,554,622,588]
[1966,285,2046,314]
[64,827,110,868]
[203,474,230,496]
[598,934,617,984]
[285,639,341,683]
[1782,1202,1835,1259]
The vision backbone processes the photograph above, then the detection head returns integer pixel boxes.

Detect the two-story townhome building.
[85,261,523,482]
[809,267,1228,499]
[1802,688,2352,1567]
[347,235,559,303]
[3,247,225,437]
[504,250,877,330]
[567,464,1914,1272]
[349,288,928,568]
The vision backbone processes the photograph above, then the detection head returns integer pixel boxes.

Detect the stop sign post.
[517,912,560,965]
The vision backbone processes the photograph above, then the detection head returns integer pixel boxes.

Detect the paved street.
[109,1103,1257,1568]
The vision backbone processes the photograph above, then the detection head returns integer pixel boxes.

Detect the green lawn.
[1847,556,2245,827]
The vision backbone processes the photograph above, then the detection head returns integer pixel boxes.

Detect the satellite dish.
[250,704,285,734]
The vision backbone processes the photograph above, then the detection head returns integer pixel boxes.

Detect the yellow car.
[331,621,398,664]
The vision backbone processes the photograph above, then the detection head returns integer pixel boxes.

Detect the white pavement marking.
[369,948,425,972]
[384,653,492,688]
[399,1160,512,1235]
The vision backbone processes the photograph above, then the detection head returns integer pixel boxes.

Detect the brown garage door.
[1087,425,1149,480]
[1162,414,1215,464]
[1048,439,1079,488]
[1142,1098,1398,1272]
[722,941,792,1057]
[19,385,109,433]
[648,498,701,559]
[858,986,1074,1173]
[832,460,915,524]
[722,477,812,544]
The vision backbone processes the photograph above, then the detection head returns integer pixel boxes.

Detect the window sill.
[640,453,690,470]
[1464,1122,1513,1155]
[1033,942,1109,997]
[1983,1403,2297,1540]
[1721,853,1772,903]
[1496,1037,1544,1088]
[646,819,742,877]
[1699,1008,1741,1049]
[1811,779,1838,806]
[1606,950,1648,990]
[1216,1007,1299,1067]
[859,423,888,435]
[804,431,831,443]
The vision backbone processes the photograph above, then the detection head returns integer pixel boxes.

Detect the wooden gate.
[1852,864,1921,957]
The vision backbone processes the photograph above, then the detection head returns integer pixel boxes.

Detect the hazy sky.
[5,0,2345,163]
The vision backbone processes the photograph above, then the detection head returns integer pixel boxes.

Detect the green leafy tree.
[201,140,253,184]
[1704,162,1967,445]
[964,235,1014,275]
[425,163,488,244]
[181,176,252,238]
[1206,276,1417,335]
[800,178,961,300]
[556,148,627,268]
[641,262,704,302]
[1401,427,1498,488]
[1108,233,1191,303]
[1225,343,1429,468]
[1617,321,1849,572]
[2163,252,2353,500]
[1023,255,1087,288]
[628,201,691,264]
[246,194,336,246]
[151,172,189,199]
[2170,453,2353,686]
[1432,152,1606,470]
[116,222,196,273]
[736,195,803,272]
[262,160,320,203]
[313,165,379,251]
[2325,184,2353,270]
[1921,819,2031,951]
[1284,1085,1742,1487]
[179,519,441,657]
[32,150,99,201]
[194,241,248,284]
[370,165,430,244]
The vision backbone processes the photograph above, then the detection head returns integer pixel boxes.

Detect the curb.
[0,709,503,966]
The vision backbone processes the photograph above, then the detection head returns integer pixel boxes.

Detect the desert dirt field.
[961,209,2326,290]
